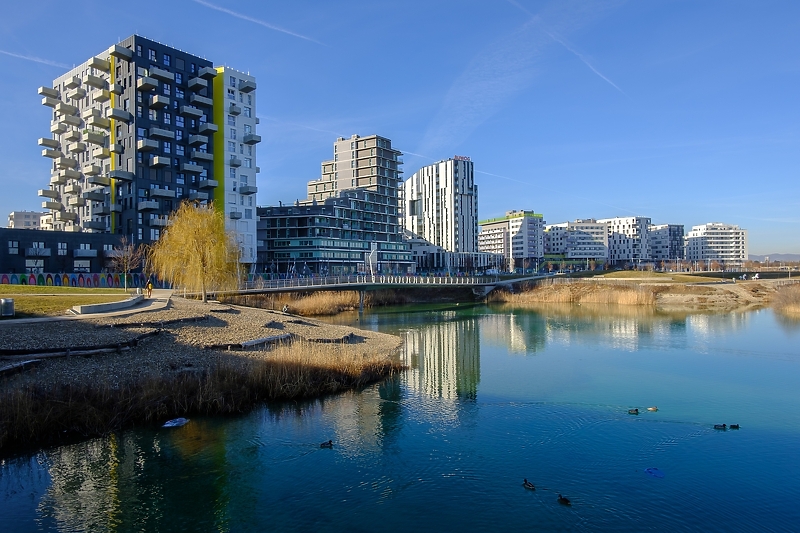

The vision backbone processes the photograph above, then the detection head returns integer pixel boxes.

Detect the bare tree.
[107,236,146,291]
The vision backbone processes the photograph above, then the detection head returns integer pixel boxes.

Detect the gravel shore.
[0,297,402,390]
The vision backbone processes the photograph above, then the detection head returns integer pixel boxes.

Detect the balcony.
[60,115,82,128]
[191,150,214,162]
[239,185,258,195]
[110,83,124,94]
[149,188,176,198]
[42,200,63,210]
[82,106,101,119]
[107,108,132,122]
[87,115,111,129]
[49,175,66,185]
[229,211,242,220]
[88,56,110,72]
[38,86,59,99]
[83,190,105,202]
[38,137,59,149]
[198,66,217,79]
[50,122,66,134]
[66,87,86,100]
[59,168,80,180]
[243,133,261,145]
[85,131,107,145]
[188,191,208,201]
[64,183,81,194]
[84,220,106,230]
[42,148,63,159]
[87,175,111,186]
[180,106,204,119]
[109,170,134,181]
[108,44,133,60]
[41,96,60,108]
[228,156,242,167]
[188,134,207,146]
[190,94,212,106]
[137,76,158,91]
[63,130,81,142]
[150,95,170,109]
[74,248,98,257]
[56,101,78,115]
[56,157,77,169]
[199,122,218,134]
[67,142,86,153]
[238,79,256,93]
[199,179,218,189]
[228,103,241,115]
[149,217,170,227]
[67,197,86,207]
[138,200,159,211]
[92,147,111,159]
[181,162,203,173]
[110,143,124,154]
[64,76,81,90]
[39,189,59,199]
[137,138,159,151]
[26,247,52,257]
[83,74,107,89]
[149,127,175,139]
[150,67,174,82]
[56,212,78,222]
[188,77,207,91]
[99,204,121,215]
[150,155,169,167]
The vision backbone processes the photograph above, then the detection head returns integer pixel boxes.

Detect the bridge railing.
[241,275,499,291]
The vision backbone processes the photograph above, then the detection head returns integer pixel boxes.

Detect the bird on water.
[628,408,639,415]
[320,440,333,448]
[522,479,535,490]
[558,494,571,506]
[714,424,727,430]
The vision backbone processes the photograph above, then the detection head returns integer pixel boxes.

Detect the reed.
[489,282,656,306]
[772,284,800,315]
[0,342,403,455]
[224,289,418,316]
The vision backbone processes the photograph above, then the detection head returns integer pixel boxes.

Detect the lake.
[2,304,799,532]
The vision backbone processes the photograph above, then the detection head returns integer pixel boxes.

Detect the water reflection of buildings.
[401,317,480,400]
[687,311,750,338]
[479,311,546,355]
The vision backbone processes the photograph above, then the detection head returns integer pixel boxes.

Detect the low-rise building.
[478,210,544,272]
[684,222,747,268]
[1,228,122,273]
[7,211,46,230]
[544,219,608,263]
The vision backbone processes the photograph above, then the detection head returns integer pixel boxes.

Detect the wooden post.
[359,290,365,314]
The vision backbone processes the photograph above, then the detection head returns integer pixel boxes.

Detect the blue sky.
[1,0,798,254]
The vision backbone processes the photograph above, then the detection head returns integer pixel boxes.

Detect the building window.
[136,45,142,57]
[176,144,185,156]
[243,107,251,118]
[58,242,67,256]
[245,209,253,219]
[175,72,182,85]
[163,112,171,125]
[163,53,171,66]
[176,173,185,184]
[244,124,252,134]
[227,88,235,100]
[149,49,156,61]
[149,109,157,121]
[176,115,185,128]
[8,240,19,255]
[229,75,236,87]
[228,141,235,152]
[163,83,171,95]
[137,105,143,118]
[230,128,236,140]
[190,63,196,74]
[230,168,236,179]
[163,141,171,154]
[175,87,184,99]
[227,115,235,126]
[244,158,252,168]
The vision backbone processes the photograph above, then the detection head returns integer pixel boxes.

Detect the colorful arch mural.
[0,273,167,288]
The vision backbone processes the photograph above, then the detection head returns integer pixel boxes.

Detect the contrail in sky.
[0,49,68,68]
[192,0,325,45]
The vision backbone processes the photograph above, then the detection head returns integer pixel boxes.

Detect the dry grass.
[224,290,417,316]
[599,271,718,283]
[0,341,402,454]
[772,284,800,315]
[4,295,133,318]
[490,283,656,305]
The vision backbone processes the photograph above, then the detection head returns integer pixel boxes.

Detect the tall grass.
[772,284,800,315]
[225,289,419,316]
[489,282,656,305]
[0,342,403,455]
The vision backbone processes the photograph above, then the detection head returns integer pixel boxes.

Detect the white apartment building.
[597,216,651,265]
[685,222,748,267]
[402,157,478,253]
[215,66,259,264]
[649,224,685,263]
[7,211,46,229]
[478,210,544,271]
[544,219,608,261]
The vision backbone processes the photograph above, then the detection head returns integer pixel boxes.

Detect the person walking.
[146,279,153,298]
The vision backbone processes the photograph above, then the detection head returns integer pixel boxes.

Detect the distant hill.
[749,253,800,262]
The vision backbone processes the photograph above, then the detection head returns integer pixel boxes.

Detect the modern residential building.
[597,216,651,266]
[478,210,544,272]
[7,211,46,229]
[213,66,259,264]
[684,222,748,268]
[1,227,122,274]
[649,224,685,264]
[402,156,478,253]
[543,219,608,263]
[256,189,414,276]
[35,35,260,264]
[405,230,502,274]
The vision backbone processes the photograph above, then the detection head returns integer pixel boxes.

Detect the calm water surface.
[2,304,800,532]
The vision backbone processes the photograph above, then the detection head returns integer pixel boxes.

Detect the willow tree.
[149,201,241,302]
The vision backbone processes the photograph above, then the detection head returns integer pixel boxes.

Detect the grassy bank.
[490,282,656,305]
[772,284,800,315]
[0,285,132,318]
[0,341,402,454]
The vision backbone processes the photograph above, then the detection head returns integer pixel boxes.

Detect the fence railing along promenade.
[240,275,500,292]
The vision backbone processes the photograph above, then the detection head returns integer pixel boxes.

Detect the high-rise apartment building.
[402,157,478,253]
[597,216,651,265]
[36,35,260,263]
[478,210,544,271]
[649,224,685,263]
[685,222,747,267]
[7,211,46,229]
[543,219,608,262]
